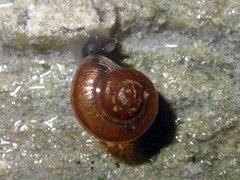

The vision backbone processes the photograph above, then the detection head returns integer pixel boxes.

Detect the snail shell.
[71,55,159,143]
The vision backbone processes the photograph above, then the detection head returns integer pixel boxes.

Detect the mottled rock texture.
[0,0,239,179]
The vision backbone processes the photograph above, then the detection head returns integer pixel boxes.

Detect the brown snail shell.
[71,54,158,143]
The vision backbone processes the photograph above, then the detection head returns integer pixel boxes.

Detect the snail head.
[82,34,118,58]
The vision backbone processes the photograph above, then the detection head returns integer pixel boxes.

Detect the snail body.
[71,35,158,143]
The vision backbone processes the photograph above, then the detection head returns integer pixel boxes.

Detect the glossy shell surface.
[71,55,158,143]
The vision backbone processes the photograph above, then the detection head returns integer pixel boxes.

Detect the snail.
[71,34,158,143]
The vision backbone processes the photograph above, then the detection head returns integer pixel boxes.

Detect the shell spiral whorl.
[71,37,158,143]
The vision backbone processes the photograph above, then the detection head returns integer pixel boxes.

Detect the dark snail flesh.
[71,34,158,143]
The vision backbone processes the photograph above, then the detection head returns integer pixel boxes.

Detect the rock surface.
[0,0,239,179]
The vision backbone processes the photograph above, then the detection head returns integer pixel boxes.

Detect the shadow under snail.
[71,34,158,143]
